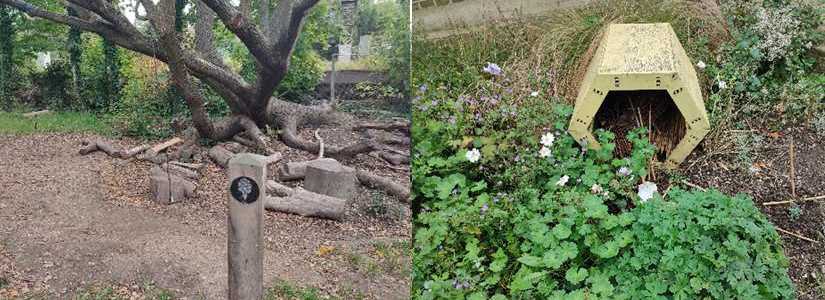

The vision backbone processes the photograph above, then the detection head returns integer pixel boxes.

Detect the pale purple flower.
[481,203,489,214]
[617,167,632,177]
[419,84,428,92]
[483,62,503,76]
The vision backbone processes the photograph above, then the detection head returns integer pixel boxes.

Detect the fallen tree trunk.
[354,120,410,134]
[356,170,410,203]
[117,144,151,159]
[79,140,118,156]
[264,181,346,220]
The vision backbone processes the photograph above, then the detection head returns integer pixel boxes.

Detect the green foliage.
[705,0,824,126]
[220,1,334,102]
[32,60,73,109]
[788,204,802,220]
[107,57,175,139]
[0,110,110,135]
[412,2,796,294]
[0,5,15,111]
[266,279,324,300]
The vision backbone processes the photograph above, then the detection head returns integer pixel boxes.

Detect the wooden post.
[331,53,337,104]
[227,153,266,299]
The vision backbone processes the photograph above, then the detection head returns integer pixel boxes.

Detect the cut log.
[160,163,200,180]
[146,137,183,156]
[356,170,410,203]
[277,158,335,181]
[304,159,358,201]
[379,152,410,165]
[149,167,196,204]
[263,181,346,220]
[22,110,51,118]
[265,193,346,220]
[208,145,235,167]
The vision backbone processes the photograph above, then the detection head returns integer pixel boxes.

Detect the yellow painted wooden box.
[568,23,709,168]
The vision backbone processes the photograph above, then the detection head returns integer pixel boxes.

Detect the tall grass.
[412,0,728,101]
[0,111,111,135]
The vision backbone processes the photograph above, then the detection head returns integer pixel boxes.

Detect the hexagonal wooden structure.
[568,23,709,168]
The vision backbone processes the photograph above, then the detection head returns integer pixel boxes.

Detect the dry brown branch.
[775,227,819,243]
[762,195,825,206]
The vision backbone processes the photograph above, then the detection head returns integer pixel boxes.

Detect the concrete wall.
[413,0,592,35]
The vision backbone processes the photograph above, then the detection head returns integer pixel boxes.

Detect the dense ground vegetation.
[411,0,822,298]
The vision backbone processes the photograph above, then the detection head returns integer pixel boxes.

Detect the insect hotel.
[568,23,710,168]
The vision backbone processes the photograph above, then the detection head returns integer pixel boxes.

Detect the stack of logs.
[79,137,204,204]
[79,127,410,221]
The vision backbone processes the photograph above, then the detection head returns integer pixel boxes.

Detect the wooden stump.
[149,167,196,204]
[304,159,357,201]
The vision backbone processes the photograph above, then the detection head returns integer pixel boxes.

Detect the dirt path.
[0,133,411,299]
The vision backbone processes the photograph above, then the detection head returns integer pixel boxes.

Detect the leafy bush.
[413,26,794,298]
[413,118,794,299]
[107,56,174,139]
[705,0,823,126]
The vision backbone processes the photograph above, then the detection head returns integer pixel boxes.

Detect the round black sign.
[230,176,260,204]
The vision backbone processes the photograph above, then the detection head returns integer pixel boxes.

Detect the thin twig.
[681,180,707,191]
[789,139,796,198]
[762,195,825,206]
[314,129,324,159]
[775,227,819,243]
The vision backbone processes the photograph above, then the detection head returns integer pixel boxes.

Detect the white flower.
[466,148,481,163]
[540,132,555,147]
[539,146,552,158]
[718,80,727,89]
[637,181,658,203]
[696,61,706,69]
[556,175,570,186]
[617,166,632,177]
[591,184,603,194]
[530,91,539,97]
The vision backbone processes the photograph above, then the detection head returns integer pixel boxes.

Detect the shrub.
[107,56,174,139]
[412,29,794,299]
[413,123,794,299]
[705,0,823,126]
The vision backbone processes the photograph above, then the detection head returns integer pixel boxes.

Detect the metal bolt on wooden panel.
[568,23,710,168]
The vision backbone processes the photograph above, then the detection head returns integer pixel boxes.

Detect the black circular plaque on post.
[230,176,259,204]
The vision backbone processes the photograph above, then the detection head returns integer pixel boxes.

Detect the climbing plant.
[0,4,14,111]
[67,5,82,107]
[97,37,120,111]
